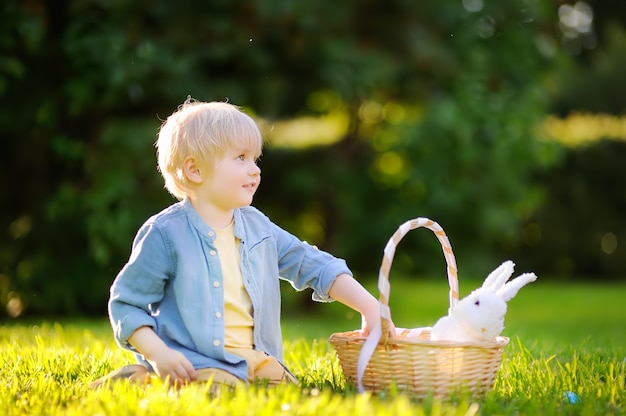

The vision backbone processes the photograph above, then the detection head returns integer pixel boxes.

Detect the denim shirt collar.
[181,197,245,241]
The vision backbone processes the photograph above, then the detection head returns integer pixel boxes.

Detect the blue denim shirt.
[108,198,351,380]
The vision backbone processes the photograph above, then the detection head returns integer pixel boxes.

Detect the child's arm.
[329,273,396,337]
[128,326,197,384]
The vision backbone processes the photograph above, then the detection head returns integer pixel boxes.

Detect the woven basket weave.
[328,218,509,397]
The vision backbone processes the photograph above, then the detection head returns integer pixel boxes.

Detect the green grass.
[1,279,625,415]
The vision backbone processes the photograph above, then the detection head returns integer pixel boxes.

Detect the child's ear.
[182,156,203,184]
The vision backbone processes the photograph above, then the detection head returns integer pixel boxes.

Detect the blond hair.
[156,98,263,199]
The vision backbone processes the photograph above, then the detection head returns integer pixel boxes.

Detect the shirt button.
[213,339,221,347]
[209,250,217,256]
[208,231,215,237]
[215,312,222,318]
[213,281,221,288]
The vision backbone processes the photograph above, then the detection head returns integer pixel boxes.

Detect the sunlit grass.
[1,280,625,415]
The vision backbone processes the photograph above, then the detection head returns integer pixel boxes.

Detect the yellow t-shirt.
[213,222,254,349]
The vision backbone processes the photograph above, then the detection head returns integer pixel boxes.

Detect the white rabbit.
[430,260,537,343]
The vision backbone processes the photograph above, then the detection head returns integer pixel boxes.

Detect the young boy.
[90,98,394,389]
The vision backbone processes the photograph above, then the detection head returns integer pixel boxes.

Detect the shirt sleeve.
[108,221,173,349]
[270,222,352,302]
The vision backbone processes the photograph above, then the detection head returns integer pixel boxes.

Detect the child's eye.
[237,154,245,161]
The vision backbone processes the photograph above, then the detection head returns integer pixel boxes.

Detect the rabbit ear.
[496,272,538,302]
[482,261,515,291]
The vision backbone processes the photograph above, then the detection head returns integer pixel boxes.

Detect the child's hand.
[329,273,397,339]
[360,303,397,339]
[146,347,197,385]
[128,326,197,385]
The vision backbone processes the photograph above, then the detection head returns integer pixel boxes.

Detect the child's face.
[200,145,261,211]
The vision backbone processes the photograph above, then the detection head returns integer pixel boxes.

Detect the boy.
[90,98,394,389]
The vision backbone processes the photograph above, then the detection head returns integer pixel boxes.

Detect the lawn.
[1,277,624,415]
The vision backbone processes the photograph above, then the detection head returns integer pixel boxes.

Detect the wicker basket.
[328,218,509,397]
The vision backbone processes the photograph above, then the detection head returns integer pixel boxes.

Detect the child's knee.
[195,367,244,387]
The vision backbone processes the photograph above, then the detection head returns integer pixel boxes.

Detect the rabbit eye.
[474,300,480,306]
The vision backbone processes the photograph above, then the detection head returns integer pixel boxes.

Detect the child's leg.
[195,368,246,395]
[252,355,298,386]
[228,348,298,386]
[90,365,245,391]
[195,367,245,390]
[88,364,150,389]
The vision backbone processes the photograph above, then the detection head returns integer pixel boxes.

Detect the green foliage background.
[1,0,625,317]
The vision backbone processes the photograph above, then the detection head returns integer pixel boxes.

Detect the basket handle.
[378,218,459,343]
[356,218,459,393]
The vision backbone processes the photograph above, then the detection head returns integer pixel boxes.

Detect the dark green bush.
[515,139,626,280]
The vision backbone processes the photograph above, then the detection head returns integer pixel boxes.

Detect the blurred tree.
[518,139,626,279]
[258,1,565,276]
[519,1,626,280]
[0,0,566,317]
[553,20,626,114]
